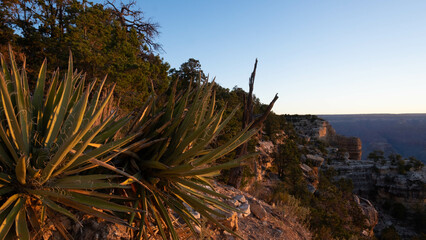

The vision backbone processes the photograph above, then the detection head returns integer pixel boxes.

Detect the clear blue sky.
[138,1,426,114]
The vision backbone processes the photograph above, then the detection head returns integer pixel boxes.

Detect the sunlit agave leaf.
[15,205,30,240]
[51,112,116,177]
[66,71,85,113]
[64,134,136,171]
[0,72,24,151]
[88,158,151,190]
[8,46,30,155]
[0,194,19,215]
[167,108,225,166]
[39,69,59,134]
[56,85,90,145]
[0,172,12,183]
[32,59,47,124]
[92,115,130,143]
[41,85,117,183]
[85,75,107,118]
[0,197,24,239]
[174,178,227,199]
[192,127,257,166]
[0,54,11,86]
[44,52,74,147]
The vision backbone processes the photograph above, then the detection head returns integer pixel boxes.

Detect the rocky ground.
[40,179,311,240]
[209,182,311,240]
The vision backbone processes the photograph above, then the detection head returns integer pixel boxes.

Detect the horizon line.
[277,112,426,116]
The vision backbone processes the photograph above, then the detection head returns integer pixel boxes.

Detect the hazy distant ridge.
[319,114,426,163]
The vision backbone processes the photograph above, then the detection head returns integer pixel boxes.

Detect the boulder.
[227,198,241,208]
[250,201,267,220]
[233,195,246,203]
[219,211,239,231]
[306,154,324,167]
[238,203,251,218]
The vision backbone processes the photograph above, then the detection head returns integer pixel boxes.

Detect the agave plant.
[0,47,137,239]
[121,80,258,239]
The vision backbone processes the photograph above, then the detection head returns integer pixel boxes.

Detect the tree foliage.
[0,0,170,111]
[169,58,207,90]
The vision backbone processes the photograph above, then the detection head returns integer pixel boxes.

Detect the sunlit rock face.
[316,120,362,160]
[317,120,336,141]
[290,117,362,160]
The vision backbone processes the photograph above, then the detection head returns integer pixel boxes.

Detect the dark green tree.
[170,58,207,90]
[1,0,170,111]
[275,139,304,189]
[367,150,385,162]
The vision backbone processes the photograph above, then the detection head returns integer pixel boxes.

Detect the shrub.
[368,150,385,162]
[282,194,310,225]
[0,47,135,239]
[120,80,258,239]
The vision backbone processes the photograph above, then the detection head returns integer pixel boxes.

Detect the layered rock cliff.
[287,116,362,160]
[323,155,426,208]
[285,115,425,239]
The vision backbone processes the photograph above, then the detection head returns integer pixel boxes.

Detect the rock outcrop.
[213,183,311,240]
[354,195,379,238]
[374,168,426,207]
[254,140,276,182]
[287,116,362,160]
[331,135,363,160]
[324,159,426,208]
[323,159,376,194]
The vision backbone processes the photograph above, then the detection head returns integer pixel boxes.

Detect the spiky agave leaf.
[0,47,136,239]
[122,79,259,239]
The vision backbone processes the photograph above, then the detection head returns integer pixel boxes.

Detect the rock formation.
[354,195,379,238]
[374,168,426,207]
[323,159,376,194]
[214,183,311,240]
[288,116,362,160]
[323,158,426,208]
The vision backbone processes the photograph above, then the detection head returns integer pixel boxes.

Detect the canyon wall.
[289,117,362,160]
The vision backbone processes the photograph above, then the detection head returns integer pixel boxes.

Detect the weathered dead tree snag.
[106,0,161,51]
[227,59,279,188]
